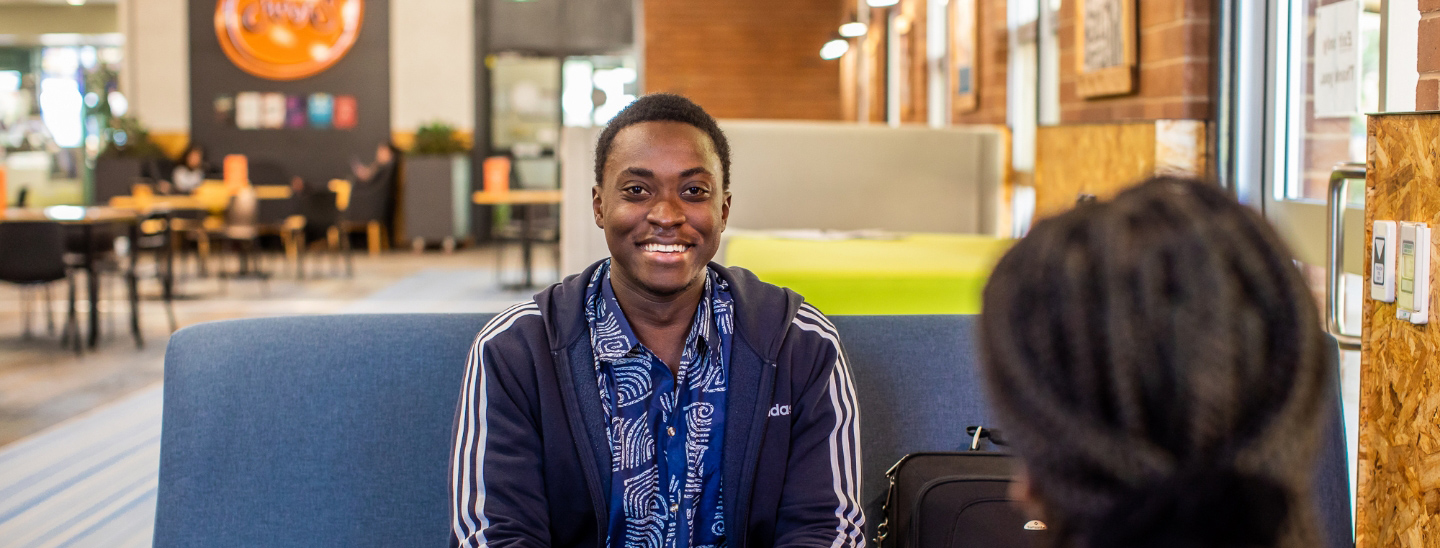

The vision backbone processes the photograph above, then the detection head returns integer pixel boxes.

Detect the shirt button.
[670,503,679,513]
[667,426,676,437]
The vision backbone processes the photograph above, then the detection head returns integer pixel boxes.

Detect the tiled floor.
[0,243,560,448]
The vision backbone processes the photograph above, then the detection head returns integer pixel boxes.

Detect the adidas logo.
[768,404,791,417]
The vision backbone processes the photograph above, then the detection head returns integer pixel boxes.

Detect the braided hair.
[979,177,1333,548]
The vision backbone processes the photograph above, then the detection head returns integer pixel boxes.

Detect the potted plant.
[402,121,472,251]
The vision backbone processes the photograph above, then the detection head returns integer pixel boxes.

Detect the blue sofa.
[154,314,1352,547]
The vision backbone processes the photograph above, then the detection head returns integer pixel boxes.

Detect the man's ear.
[592,184,604,228]
[720,191,732,232]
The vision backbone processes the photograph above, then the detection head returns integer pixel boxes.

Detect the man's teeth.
[643,244,687,253]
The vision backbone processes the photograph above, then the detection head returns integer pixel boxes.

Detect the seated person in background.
[286,141,399,194]
[160,143,212,194]
[978,176,1333,548]
[351,141,400,188]
[450,93,866,548]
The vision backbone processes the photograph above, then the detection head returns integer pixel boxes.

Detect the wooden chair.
[326,178,390,277]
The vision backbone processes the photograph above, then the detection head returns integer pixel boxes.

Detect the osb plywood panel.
[1033,121,1198,220]
[1035,123,1154,217]
[1358,113,1440,548]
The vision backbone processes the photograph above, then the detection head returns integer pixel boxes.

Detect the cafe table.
[0,206,146,348]
[473,189,563,288]
[722,231,1013,315]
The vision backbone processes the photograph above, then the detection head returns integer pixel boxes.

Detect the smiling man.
[450,94,865,548]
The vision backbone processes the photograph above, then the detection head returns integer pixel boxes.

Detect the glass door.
[1241,0,1419,527]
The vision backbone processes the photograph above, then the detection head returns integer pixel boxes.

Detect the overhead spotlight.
[67,0,85,5]
[839,22,868,38]
[866,0,899,6]
[820,39,850,61]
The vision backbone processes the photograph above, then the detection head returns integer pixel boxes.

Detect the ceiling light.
[839,22,868,37]
[67,0,86,5]
[820,39,850,61]
[867,0,899,7]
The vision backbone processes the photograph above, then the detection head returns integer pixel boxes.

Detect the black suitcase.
[874,427,1050,548]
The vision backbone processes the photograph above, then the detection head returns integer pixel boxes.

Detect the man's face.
[594,121,730,299]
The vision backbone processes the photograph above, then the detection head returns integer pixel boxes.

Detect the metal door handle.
[1327,162,1364,350]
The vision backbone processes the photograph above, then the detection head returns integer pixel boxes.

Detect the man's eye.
[622,186,646,195]
[683,186,708,196]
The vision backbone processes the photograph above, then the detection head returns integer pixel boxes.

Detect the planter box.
[93,156,144,205]
[401,154,471,247]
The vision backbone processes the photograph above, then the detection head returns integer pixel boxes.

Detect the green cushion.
[723,233,1012,315]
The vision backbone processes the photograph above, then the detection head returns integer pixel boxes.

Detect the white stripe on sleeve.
[794,304,866,548]
[451,302,541,547]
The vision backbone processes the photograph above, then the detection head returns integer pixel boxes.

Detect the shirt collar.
[588,261,719,364]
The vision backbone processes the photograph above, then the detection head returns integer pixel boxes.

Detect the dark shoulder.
[786,302,843,351]
[472,301,546,354]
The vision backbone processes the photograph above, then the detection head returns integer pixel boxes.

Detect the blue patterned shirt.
[585,260,733,548]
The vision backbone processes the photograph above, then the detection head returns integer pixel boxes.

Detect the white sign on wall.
[1314,0,1361,118]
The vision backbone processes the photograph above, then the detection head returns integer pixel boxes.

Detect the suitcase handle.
[965,426,1006,450]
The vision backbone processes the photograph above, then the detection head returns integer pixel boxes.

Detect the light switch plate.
[1373,221,1397,302]
[1398,222,1430,325]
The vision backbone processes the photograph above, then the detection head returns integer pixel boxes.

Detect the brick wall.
[952,0,1008,125]
[1058,0,1213,123]
[1420,0,1440,109]
[643,0,847,120]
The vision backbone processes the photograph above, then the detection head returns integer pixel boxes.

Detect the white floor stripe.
[0,427,160,521]
[0,387,162,548]
[0,387,161,473]
[0,442,159,547]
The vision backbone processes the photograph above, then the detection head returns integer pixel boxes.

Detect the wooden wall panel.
[1033,120,1206,218]
[1358,113,1440,548]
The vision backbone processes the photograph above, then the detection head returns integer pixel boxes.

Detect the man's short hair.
[593,93,731,190]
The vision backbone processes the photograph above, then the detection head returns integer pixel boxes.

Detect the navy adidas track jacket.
[450,260,866,548]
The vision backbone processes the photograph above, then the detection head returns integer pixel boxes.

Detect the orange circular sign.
[215,0,364,81]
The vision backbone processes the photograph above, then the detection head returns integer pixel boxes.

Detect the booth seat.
[153,314,1352,547]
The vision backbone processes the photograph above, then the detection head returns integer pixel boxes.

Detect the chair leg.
[327,226,342,277]
[282,229,298,278]
[342,226,354,277]
[367,222,382,257]
[105,273,117,339]
[57,274,80,354]
[68,274,80,355]
[20,286,32,340]
[44,283,55,335]
[195,230,211,277]
[293,228,306,280]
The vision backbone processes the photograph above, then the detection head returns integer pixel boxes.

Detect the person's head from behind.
[591,93,731,299]
[979,176,1332,547]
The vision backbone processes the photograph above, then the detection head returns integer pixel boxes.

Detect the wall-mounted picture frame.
[949,0,979,113]
[1075,0,1137,98]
